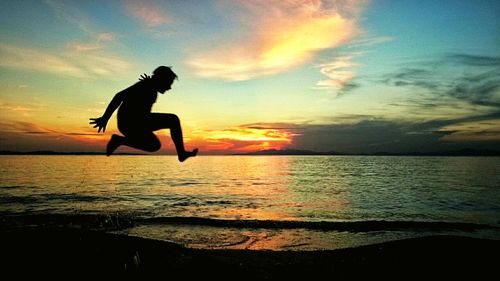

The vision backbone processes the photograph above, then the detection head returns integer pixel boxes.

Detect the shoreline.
[1,226,498,280]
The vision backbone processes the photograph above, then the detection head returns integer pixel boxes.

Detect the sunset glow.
[189,1,360,80]
[191,126,295,153]
[0,0,498,154]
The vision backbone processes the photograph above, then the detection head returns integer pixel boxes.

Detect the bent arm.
[89,91,125,133]
[102,91,125,120]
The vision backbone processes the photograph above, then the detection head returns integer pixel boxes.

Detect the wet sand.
[1,226,498,280]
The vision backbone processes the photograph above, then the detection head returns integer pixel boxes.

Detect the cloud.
[421,112,500,142]
[66,43,103,52]
[0,102,35,117]
[445,69,500,107]
[447,54,500,67]
[190,124,297,153]
[314,52,362,93]
[65,132,101,136]
[124,0,170,27]
[346,36,393,48]
[383,68,439,89]
[41,1,133,77]
[0,44,84,77]
[439,121,500,142]
[3,115,499,153]
[0,121,57,135]
[188,0,366,80]
[0,101,37,113]
[67,32,117,52]
[0,121,106,152]
[187,118,451,154]
[45,0,94,34]
[0,43,133,78]
[382,54,500,108]
[96,32,115,42]
[289,118,499,154]
[198,112,500,154]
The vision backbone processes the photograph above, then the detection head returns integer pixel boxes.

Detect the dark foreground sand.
[1,227,498,280]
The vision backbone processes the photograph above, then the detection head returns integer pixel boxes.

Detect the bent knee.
[144,139,161,152]
[168,114,180,124]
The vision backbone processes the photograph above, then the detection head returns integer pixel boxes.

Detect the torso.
[117,80,158,132]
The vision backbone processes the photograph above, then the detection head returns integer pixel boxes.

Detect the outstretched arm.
[89,91,125,133]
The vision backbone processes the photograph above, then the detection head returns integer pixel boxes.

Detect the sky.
[0,0,499,154]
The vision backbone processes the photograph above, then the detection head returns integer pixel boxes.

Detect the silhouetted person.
[90,66,198,162]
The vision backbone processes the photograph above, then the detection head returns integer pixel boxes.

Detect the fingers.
[89,117,106,133]
[89,118,98,125]
[139,73,150,81]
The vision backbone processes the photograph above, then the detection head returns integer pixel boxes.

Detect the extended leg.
[150,113,198,162]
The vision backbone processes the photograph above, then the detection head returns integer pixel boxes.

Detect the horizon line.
[1,148,500,157]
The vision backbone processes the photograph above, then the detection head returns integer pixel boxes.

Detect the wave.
[1,213,498,233]
[0,194,110,204]
[138,216,499,232]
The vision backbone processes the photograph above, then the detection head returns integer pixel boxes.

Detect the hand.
[89,116,108,133]
[139,73,151,81]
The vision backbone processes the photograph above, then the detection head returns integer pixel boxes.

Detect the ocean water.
[1,155,499,250]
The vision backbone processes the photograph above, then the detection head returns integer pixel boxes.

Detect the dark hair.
[153,66,178,81]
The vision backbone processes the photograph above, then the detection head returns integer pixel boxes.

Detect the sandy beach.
[1,226,498,280]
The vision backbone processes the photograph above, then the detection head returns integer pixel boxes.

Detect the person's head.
[152,66,178,94]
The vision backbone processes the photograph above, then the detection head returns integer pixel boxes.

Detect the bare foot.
[178,148,198,162]
[106,134,122,156]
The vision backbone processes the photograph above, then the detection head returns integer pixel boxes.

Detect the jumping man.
[90,66,198,162]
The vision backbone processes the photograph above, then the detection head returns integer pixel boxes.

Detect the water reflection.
[1,155,500,226]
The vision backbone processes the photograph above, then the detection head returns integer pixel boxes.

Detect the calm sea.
[1,155,499,250]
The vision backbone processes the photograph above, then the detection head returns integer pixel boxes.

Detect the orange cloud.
[189,125,298,153]
[0,121,106,152]
[189,0,366,80]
